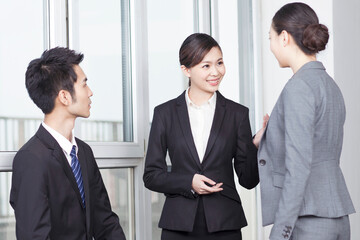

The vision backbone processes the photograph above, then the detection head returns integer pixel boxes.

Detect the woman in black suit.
[143,33,262,240]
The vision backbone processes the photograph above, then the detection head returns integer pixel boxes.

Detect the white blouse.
[185,88,216,163]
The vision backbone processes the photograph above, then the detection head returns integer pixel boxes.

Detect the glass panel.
[71,0,133,142]
[147,0,195,120]
[213,0,240,102]
[147,0,195,238]
[100,168,134,240]
[0,1,44,151]
[0,172,15,240]
[150,191,166,239]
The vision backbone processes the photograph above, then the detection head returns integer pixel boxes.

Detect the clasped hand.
[192,173,223,195]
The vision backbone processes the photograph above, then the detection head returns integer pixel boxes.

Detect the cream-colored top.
[185,88,216,162]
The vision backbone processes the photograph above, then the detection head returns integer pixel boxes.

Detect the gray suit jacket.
[258,61,355,240]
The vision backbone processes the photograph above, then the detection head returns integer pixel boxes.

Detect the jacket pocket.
[219,184,241,204]
[272,172,285,188]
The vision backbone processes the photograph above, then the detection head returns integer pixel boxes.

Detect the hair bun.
[302,23,329,53]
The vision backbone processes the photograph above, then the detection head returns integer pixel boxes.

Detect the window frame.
[66,0,151,239]
[0,0,258,239]
[0,0,151,239]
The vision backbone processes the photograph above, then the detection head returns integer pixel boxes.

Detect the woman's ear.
[181,65,191,78]
[281,30,290,47]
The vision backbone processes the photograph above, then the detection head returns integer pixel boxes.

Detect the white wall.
[253,0,359,239]
[333,0,360,238]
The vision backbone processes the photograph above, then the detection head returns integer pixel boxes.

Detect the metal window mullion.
[130,0,150,238]
[48,0,67,48]
[127,168,135,239]
[210,0,219,41]
[0,153,15,171]
[43,0,50,49]
[197,0,211,34]
[122,0,133,142]
[251,0,265,238]
[193,0,199,32]
[238,0,256,129]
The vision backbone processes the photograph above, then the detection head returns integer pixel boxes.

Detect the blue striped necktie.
[70,145,85,208]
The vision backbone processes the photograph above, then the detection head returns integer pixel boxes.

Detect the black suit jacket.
[143,91,259,233]
[10,125,126,240]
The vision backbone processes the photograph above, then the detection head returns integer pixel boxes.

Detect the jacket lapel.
[176,91,202,169]
[52,147,85,209]
[76,139,91,231]
[36,125,85,212]
[258,119,268,153]
[202,91,226,164]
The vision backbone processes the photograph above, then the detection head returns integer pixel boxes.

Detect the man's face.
[68,65,93,118]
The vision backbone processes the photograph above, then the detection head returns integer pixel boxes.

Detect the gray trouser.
[290,215,350,240]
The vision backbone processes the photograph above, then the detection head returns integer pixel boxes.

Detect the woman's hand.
[253,114,270,148]
[192,174,223,195]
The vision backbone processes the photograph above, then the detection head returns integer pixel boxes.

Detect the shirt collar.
[185,88,217,109]
[42,122,78,155]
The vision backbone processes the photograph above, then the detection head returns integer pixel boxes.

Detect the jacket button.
[259,159,266,166]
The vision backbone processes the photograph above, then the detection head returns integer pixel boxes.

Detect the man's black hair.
[25,47,84,114]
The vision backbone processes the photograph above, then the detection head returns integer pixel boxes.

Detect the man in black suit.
[9,47,126,240]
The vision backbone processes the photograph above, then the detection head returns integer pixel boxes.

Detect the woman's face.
[269,25,288,68]
[183,47,225,94]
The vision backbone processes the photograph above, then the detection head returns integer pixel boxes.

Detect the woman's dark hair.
[25,47,84,114]
[272,2,329,55]
[179,33,222,86]
[179,33,221,68]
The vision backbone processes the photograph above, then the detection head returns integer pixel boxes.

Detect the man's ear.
[181,65,191,78]
[58,90,72,106]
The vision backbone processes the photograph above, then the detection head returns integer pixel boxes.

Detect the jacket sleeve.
[88,147,126,240]
[10,150,51,240]
[143,107,195,198]
[233,107,259,189]
[270,81,315,240]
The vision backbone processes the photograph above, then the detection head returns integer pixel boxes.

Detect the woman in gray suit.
[255,3,355,240]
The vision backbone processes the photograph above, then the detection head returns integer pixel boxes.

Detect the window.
[0,0,45,152]
[68,1,146,239]
[0,0,147,239]
[0,172,14,239]
[0,1,45,238]
[0,1,257,239]
[69,0,133,142]
[100,168,134,238]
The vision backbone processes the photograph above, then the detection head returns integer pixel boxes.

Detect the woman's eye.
[217,61,223,66]
[202,64,210,68]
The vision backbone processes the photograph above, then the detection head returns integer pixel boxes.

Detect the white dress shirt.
[42,122,78,166]
[185,88,216,163]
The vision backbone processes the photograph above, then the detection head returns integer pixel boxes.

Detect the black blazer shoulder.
[10,124,126,240]
[154,90,249,114]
